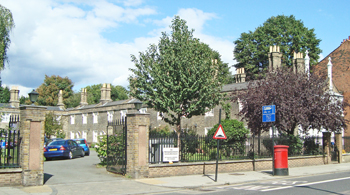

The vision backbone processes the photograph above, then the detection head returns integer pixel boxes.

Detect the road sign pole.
[272,123,275,176]
[262,105,276,176]
[215,109,221,182]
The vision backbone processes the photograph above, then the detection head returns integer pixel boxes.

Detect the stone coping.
[0,168,22,173]
[149,155,323,167]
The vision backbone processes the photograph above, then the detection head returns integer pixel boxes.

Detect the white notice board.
[163,148,179,162]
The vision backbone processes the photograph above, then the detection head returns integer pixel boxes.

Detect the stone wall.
[148,156,324,178]
[126,113,150,179]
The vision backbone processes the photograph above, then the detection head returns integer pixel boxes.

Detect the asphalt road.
[44,150,174,195]
[44,150,124,185]
[162,171,350,195]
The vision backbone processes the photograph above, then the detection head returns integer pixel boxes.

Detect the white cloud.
[177,8,217,33]
[0,1,235,98]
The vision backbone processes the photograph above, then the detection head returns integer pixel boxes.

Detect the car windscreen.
[48,140,65,146]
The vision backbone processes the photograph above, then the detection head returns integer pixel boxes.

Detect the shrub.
[303,137,320,155]
[207,119,249,157]
[95,134,125,164]
[262,134,303,156]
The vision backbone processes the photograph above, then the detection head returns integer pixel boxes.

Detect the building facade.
[1,42,346,143]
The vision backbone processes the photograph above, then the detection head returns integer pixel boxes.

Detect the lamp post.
[28,89,39,105]
[133,99,143,112]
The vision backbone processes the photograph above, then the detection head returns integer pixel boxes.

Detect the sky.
[0,0,349,97]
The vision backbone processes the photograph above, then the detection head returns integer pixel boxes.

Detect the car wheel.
[81,150,85,157]
[86,150,90,156]
[68,151,73,159]
[46,157,52,161]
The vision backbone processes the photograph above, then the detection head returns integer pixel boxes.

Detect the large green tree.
[0,79,9,103]
[0,4,15,69]
[65,92,80,108]
[129,16,229,136]
[234,15,321,79]
[36,75,74,106]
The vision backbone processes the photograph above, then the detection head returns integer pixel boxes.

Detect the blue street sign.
[262,105,275,122]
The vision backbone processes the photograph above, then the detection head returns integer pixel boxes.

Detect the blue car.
[44,139,84,160]
[75,138,90,156]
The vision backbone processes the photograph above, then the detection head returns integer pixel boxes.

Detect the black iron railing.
[0,115,20,169]
[149,133,324,164]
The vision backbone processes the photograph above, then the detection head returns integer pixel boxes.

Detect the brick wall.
[148,156,324,178]
[0,169,22,186]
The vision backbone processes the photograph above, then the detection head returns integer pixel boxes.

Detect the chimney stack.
[9,86,20,108]
[80,88,88,106]
[100,83,112,104]
[235,68,246,83]
[327,57,333,91]
[57,90,65,110]
[268,45,282,72]
[293,52,305,74]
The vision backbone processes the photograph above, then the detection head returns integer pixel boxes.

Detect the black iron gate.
[0,115,20,169]
[106,117,127,174]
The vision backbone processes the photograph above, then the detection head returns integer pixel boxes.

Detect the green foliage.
[56,130,66,139]
[95,134,125,165]
[95,136,107,163]
[36,75,74,106]
[304,137,321,155]
[180,128,200,154]
[44,112,63,138]
[0,5,15,69]
[262,134,303,156]
[0,84,9,103]
[207,119,249,156]
[149,125,173,136]
[220,102,231,119]
[234,15,321,79]
[85,84,128,105]
[19,96,31,105]
[129,16,229,133]
[65,92,80,108]
[279,134,303,156]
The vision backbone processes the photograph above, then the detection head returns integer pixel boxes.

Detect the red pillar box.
[274,145,289,176]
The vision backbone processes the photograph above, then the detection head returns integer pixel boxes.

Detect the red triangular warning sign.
[213,124,227,139]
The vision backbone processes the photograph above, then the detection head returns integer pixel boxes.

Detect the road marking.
[262,176,350,192]
[218,185,274,191]
[262,180,307,185]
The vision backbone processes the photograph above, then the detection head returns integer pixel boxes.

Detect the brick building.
[313,37,350,136]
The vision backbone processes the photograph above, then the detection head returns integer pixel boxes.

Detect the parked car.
[45,138,63,146]
[44,139,84,160]
[74,138,90,156]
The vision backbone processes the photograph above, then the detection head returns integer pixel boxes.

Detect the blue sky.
[0,0,349,97]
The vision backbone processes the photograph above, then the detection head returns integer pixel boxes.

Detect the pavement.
[1,162,350,195]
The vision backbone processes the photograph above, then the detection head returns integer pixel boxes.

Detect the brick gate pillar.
[322,132,331,164]
[20,105,47,186]
[335,132,342,163]
[126,113,150,179]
